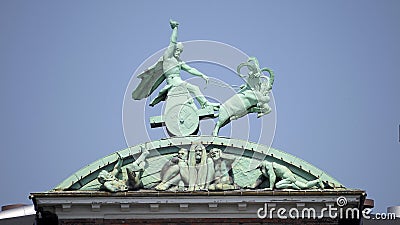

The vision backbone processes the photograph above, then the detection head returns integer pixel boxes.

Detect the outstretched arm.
[135,145,150,165]
[181,63,209,84]
[164,20,179,59]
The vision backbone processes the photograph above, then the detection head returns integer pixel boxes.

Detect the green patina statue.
[132,20,219,109]
[213,57,274,136]
[155,148,189,191]
[207,148,238,191]
[97,147,149,192]
[131,20,274,137]
[155,144,239,191]
[54,20,344,194]
[246,161,324,190]
[187,143,214,191]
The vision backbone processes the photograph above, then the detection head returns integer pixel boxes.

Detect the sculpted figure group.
[155,144,236,191]
[100,20,327,193]
[98,143,325,192]
[132,20,274,136]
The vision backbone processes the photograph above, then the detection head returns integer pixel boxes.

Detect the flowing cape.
[131,57,165,100]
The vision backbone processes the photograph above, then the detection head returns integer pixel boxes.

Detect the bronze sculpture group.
[98,143,325,192]
[98,20,326,192]
[132,20,274,137]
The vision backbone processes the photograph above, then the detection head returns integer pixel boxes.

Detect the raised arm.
[169,20,179,44]
[164,20,179,59]
[111,157,123,177]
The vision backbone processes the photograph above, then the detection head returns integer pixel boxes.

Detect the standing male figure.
[132,20,219,109]
[188,143,214,191]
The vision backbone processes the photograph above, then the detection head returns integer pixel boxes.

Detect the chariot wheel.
[164,103,199,137]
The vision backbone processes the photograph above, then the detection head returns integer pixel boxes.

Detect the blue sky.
[0,0,399,213]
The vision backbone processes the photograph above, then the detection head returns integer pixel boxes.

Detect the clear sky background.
[0,0,399,213]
